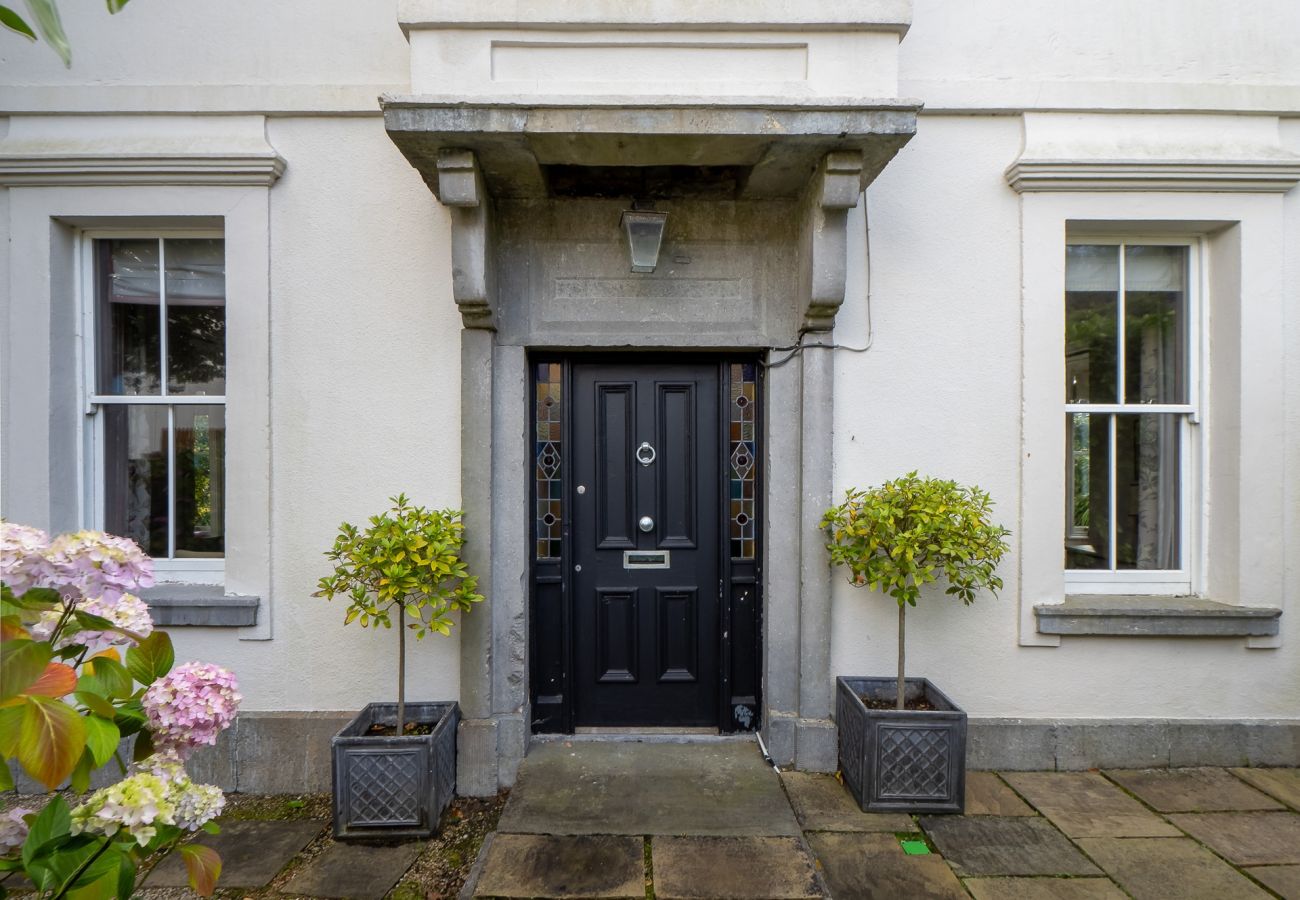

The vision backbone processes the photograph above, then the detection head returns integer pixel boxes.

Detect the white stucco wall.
[2,0,1297,722]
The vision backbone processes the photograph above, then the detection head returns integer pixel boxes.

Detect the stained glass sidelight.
[728,362,758,559]
[535,362,563,559]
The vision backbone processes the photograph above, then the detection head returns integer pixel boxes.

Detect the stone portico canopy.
[380,0,922,794]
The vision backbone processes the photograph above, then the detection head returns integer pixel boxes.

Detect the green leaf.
[1,639,52,701]
[112,699,146,737]
[21,0,70,66]
[0,759,13,791]
[75,689,118,720]
[125,631,174,685]
[105,0,129,10]
[201,820,221,835]
[116,850,137,898]
[180,844,222,896]
[22,794,71,867]
[3,586,61,611]
[70,747,92,793]
[84,714,120,767]
[84,656,132,698]
[0,5,37,40]
[18,696,87,789]
[0,705,23,756]
[131,727,153,762]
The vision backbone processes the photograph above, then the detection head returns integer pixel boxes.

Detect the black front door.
[570,361,721,727]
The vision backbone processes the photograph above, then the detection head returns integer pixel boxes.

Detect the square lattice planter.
[331,701,459,841]
[836,677,966,815]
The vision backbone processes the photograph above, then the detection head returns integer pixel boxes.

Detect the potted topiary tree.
[822,472,1009,814]
[315,494,483,840]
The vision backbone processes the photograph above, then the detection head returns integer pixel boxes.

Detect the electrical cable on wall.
[766,190,875,369]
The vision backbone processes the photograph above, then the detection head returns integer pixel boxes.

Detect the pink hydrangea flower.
[0,523,52,594]
[30,593,154,651]
[143,662,241,758]
[43,530,154,604]
[0,808,33,857]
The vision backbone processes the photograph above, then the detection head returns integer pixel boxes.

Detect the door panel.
[595,383,636,549]
[572,361,720,727]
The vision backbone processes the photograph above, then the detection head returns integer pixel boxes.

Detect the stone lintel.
[1035,596,1281,637]
[139,584,259,627]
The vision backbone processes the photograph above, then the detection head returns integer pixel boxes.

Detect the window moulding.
[1006,112,1300,194]
[0,115,285,187]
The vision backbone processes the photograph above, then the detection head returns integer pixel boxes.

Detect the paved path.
[14,744,1292,898]
[466,741,1300,899]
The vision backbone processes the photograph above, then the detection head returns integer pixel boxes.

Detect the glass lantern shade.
[620,209,668,273]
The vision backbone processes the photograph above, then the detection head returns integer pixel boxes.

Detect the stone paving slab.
[805,832,966,900]
[471,834,644,899]
[280,839,423,900]
[498,741,800,836]
[1232,768,1300,810]
[918,816,1101,878]
[1168,811,1300,866]
[145,819,326,888]
[781,772,913,832]
[1246,865,1300,899]
[1106,768,1284,812]
[652,836,823,900]
[963,877,1128,900]
[1001,772,1178,838]
[1077,837,1273,900]
[965,773,1035,817]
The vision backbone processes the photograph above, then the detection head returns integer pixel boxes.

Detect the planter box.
[835,677,966,815]
[331,701,459,841]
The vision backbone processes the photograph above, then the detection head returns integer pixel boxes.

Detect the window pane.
[97,239,161,395]
[534,362,563,559]
[166,239,226,396]
[1115,413,1180,570]
[1124,245,1187,405]
[174,405,226,557]
[1065,412,1111,570]
[1065,245,1119,404]
[104,405,168,555]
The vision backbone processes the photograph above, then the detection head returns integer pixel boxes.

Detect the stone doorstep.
[1104,768,1286,813]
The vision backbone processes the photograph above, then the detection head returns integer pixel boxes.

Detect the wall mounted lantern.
[620,206,668,273]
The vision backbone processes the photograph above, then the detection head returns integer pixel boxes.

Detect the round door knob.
[639,516,655,533]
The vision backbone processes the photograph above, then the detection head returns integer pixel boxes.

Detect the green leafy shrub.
[315,494,483,733]
[821,473,1010,709]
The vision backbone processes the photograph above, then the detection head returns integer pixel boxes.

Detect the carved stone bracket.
[799,150,865,332]
[436,149,497,330]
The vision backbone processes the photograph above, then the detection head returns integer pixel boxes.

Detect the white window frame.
[78,228,227,585]
[1062,234,1206,597]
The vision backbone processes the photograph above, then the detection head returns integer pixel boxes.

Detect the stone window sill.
[139,585,259,628]
[1035,595,1281,637]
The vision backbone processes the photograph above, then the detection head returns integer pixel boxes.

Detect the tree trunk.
[896,603,906,710]
[397,604,406,735]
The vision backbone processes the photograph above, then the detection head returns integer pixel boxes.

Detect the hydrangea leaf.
[180,843,222,896]
[125,630,173,685]
[18,695,86,789]
[0,639,52,702]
